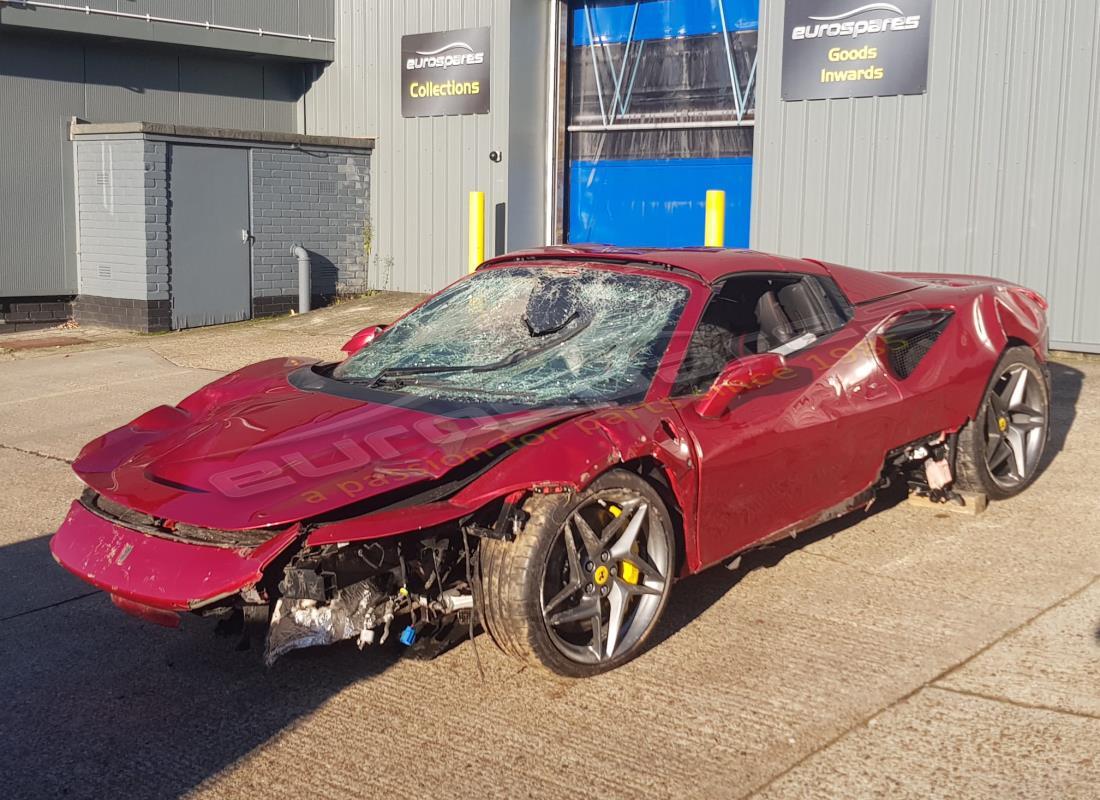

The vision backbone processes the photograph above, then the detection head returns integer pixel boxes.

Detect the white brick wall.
[75,137,166,300]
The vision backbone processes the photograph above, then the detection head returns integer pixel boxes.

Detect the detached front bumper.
[50,500,300,612]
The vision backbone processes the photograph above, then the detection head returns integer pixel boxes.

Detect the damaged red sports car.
[51,247,1051,675]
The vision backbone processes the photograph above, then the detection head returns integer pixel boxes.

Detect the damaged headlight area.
[263,526,483,666]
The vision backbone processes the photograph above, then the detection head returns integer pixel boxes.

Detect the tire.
[955,345,1051,500]
[478,469,676,677]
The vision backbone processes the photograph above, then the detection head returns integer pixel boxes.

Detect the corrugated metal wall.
[0,0,334,40]
[0,36,84,299]
[0,31,307,296]
[751,0,1100,353]
[305,0,547,293]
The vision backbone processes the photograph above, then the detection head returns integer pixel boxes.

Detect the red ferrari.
[51,247,1051,675]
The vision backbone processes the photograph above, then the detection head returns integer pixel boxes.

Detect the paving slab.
[0,448,89,617]
[0,346,193,398]
[0,349,217,461]
[750,687,1100,800]
[936,579,1100,718]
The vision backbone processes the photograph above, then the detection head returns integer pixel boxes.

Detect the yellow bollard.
[704,189,726,248]
[468,191,485,273]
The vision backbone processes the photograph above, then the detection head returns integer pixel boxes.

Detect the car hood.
[73,358,587,530]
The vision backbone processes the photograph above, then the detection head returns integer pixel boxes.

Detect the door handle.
[241,229,255,245]
[656,418,693,467]
[658,418,681,441]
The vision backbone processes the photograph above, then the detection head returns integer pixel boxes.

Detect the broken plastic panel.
[333,266,690,406]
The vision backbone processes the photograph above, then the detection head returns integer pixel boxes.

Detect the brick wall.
[251,147,371,313]
[73,136,172,331]
[72,131,372,330]
[74,137,166,301]
[0,298,74,333]
[144,140,170,302]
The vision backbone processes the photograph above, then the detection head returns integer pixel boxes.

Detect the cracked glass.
[333,265,690,406]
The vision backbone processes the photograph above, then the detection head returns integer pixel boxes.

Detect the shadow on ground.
[1038,361,1083,477]
[2,533,401,800]
[652,481,910,649]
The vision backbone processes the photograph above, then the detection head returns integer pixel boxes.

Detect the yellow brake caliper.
[609,504,640,585]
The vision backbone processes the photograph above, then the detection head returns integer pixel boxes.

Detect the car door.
[672,271,891,569]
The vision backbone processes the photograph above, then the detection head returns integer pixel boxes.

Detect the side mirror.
[341,325,386,357]
[695,353,787,419]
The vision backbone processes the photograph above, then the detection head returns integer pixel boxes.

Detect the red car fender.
[993,288,1049,361]
[448,404,702,574]
[303,416,630,549]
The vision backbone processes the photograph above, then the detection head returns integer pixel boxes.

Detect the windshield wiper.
[348,313,592,388]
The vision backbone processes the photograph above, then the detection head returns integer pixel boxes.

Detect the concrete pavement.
[1,301,1097,799]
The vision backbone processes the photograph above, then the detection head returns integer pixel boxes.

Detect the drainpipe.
[291,243,311,314]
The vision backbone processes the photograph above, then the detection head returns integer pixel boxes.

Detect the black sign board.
[401,27,490,118]
[782,1,933,101]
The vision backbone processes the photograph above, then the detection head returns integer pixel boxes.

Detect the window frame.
[670,271,854,396]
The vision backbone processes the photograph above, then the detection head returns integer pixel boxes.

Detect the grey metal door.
[169,144,251,329]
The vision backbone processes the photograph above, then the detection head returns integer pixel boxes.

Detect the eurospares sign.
[782,1,933,100]
[401,27,490,118]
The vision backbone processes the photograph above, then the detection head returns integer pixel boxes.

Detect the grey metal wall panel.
[0,0,334,59]
[129,1,213,23]
[305,0,544,294]
[84,45,303,131]
[84,45,181,124]
[751,0,1100,352]
[2,0,332,37]
[0,30,307,297]
[299,0,336,39]
[179,56,269,130]
[0,36,85,296]
[214,0,298,33]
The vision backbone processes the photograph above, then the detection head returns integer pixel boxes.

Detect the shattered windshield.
[332,266,690,406]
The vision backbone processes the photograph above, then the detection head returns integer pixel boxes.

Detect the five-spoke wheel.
[540,491,672,665]
[479,469,675,676]
[957,346,1050,499]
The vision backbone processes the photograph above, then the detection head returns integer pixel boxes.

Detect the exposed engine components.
[262,531,479,666]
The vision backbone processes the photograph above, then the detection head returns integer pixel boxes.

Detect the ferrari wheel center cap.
[998,416,1008,432]
[593,565,610,587]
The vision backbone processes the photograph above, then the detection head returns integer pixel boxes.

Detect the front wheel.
[479,469,676,677]
[955,346,1050,500]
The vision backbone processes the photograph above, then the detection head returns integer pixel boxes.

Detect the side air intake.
[881,310,954,380]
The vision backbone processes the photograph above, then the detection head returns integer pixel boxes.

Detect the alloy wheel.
[983,364,1047,489]
[539,490,672,665]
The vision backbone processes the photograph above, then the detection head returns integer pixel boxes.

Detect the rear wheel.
[955,346,1050,499]
[479,470,675,677]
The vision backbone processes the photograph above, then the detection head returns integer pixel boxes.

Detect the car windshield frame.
[326,263,700,412]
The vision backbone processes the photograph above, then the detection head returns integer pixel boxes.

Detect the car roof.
[480,245,827,284]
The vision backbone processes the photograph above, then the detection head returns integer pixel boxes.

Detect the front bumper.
[50,501,300,612]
